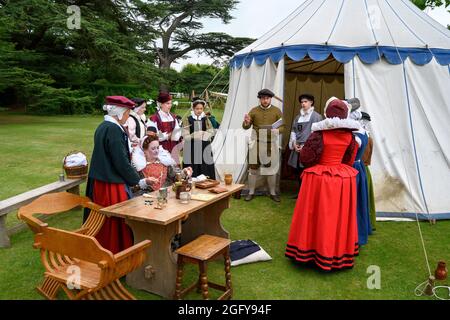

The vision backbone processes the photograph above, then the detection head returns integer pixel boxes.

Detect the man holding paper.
[242,89,285,202]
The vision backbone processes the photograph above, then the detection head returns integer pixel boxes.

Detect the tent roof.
[232,0,450,68]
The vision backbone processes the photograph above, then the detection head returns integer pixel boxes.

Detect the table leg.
[181,196,230,246]
[125,219,179,299]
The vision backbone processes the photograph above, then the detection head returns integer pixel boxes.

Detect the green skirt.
[366,165,376,231]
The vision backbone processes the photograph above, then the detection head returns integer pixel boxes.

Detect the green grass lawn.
[0,111,448,300]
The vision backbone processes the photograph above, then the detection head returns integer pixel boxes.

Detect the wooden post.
[67,185,80,195]
[0,215,11,248]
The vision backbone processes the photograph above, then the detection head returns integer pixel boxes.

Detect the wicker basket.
[63,151,88,179]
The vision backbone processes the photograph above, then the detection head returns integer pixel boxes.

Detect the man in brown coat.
[242,89,285,202]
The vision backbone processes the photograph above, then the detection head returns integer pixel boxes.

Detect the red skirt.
[159,120,178,153]
[91,180,133,254]
[285,164,359,271]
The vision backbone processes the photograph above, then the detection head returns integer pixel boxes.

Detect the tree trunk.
[159,58,172,70]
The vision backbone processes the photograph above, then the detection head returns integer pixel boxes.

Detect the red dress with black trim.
[285,129,359,271]
[150,112,179,153]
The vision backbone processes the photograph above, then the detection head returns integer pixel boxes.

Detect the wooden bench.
[0,178,86,248]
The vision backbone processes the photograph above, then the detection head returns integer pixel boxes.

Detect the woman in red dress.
[285,97,361,271]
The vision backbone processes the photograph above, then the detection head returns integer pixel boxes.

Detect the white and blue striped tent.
[211,0,450,220]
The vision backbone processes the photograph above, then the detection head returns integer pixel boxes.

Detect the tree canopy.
[174,63,229,96]
[132,0,254,69]
[0,0,161,113]
[0,0,250,113]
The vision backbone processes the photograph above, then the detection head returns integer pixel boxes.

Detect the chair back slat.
[35,227,115,267]
[18,192,89,218]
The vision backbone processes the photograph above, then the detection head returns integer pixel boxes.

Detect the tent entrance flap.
[283,57,344,147]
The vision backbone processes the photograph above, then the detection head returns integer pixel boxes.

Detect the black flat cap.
[299,93,315,103]
[257,89,275,98]
[131,97,146,107]
[147,126,158,134]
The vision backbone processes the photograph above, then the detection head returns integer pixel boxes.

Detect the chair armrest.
[73,227,90,234]
[85,202,103,211]
[114,240,152,262]
[18,213,48,233]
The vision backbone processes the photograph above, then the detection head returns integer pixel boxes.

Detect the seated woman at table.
[140,134,193,191]
[145,126,178,167]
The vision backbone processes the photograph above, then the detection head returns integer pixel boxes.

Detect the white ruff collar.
[191,111,206,120]
[158,110,173,120]
[312,117,361,132]
[301,107,314,116]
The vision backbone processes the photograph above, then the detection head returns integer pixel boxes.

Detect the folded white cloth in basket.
[65,152,87,167]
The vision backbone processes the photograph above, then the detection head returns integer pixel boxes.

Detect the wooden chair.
[17,192,105,236]
[17,192,105,299]
[33,226,151,300]
[173,234,232,300]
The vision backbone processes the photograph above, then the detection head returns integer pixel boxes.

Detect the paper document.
[157,131,165,140]
[272,118,284,129]
[171,127,182,141]
[191,194,217,202]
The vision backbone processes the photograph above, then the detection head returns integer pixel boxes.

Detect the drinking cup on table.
[179,192,191,204]
[224,174,233,186]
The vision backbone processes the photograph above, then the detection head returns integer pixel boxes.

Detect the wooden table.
[100,183,244,299]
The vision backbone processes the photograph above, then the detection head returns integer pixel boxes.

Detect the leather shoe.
[269,194,281,203]
[245,194,254,201]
